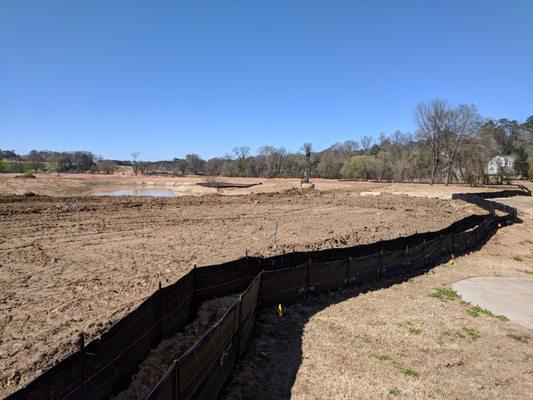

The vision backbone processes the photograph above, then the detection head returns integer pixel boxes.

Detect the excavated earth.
[0,190,485,396]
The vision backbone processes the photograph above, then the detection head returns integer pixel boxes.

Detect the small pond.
[91,189,178,197]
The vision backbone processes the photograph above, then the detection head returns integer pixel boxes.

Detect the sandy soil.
[224,194,533,400]
[0,187,484,397]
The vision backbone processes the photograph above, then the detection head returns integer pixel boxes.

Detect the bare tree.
[258,146,287,178]
[131,152,140,175]
[185,154,205,175]
[232,146,250,160]
[413,99,452,184]
[339,140,359,156]
[232,146,250,176]
[442,104,482,185]
[27,150,44,173]
[361,135,372,153]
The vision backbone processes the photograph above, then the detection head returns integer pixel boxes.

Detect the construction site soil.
[0,189,485,396]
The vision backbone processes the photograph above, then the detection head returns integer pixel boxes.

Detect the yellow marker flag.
[277,303,283,318]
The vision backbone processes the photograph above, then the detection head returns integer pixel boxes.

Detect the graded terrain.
[0,183,485,397]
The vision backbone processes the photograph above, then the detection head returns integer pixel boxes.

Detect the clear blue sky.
[1,0,532,161]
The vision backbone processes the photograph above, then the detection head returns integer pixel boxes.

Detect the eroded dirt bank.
[0,190,484,396]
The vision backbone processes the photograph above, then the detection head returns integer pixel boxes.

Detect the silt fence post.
[423,240,427,267]
[378,249,383,279]
[157,282,162,341]
[79,333,85,400]
[236,294,243,358]
[306,259,311,295]
[345,256,351,286]
[404,246,408,272]
[175,360,181,400]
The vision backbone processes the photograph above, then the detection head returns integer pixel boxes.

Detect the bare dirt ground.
[224,192,533,400]
[0,172,513,198]
[0,178,486,398]
[0,173,390,197]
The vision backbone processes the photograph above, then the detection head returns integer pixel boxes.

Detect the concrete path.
[452,276,533,329]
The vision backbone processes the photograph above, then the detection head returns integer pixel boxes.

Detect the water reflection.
[92,189,178,197]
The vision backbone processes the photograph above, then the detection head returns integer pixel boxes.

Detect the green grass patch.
[402,368,419,378]
[0,160,12,172]
[523,239,533,244]
[408,327,422,336]
[508,333,529,344]
[467,306,506,320]
[421,347,430,354]
[428,288,459,301]
[463,327,480,341]
[493,252,502,257]
[518,269,533,275]
[373,354,389,361]
[513,255,523,262]
[389,387,401,396]
[523,353,533,362]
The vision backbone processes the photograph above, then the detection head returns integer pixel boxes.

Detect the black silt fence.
[7,270,196,400]
[145,274,262,400]
[6,187,528,400]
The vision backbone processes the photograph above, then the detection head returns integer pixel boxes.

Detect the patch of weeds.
[463,327,480,341]
[467,306,508,320]
[421,347,430,354]
[518,269,533,275]
[408,327,422,336]
[428,288,459,301]
[467,306,494,317]
[389,387,401,396]
[493,252,502,257]
[459,300,469,305]
[507,333,529,344]
[402,368,419,378]
[393,361,420,378]
[523,239,533,244]
[373,354,389,361]
[513,255,523,262]
[523,353,533,362]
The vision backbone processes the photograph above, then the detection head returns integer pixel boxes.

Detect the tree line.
[1,100,532,184]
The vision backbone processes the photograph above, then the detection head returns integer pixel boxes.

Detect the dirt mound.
[14,173,36,179]
[196,181,261,189]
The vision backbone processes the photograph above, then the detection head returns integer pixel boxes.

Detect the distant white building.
[486,155,515,175]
